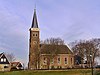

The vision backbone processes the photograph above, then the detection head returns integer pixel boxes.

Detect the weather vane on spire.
[35,3,36,10]
[34,0,37,10]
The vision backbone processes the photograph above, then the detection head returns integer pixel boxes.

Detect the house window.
[57,57,60,64]
[0,58,7,62]
[65,58,67,64]
[4,58,6,62]
[4,66,9,68]
[1,58,3,62]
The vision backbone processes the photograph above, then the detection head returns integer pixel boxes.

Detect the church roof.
[40,44,73,54]
[31,9,38,28]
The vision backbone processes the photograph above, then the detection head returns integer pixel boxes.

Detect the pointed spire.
[31,9,38,28]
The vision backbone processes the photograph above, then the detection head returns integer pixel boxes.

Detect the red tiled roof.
[11,62,21,67]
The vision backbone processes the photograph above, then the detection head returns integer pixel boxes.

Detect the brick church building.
[28,9,74,69]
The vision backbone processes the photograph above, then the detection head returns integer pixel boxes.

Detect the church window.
[51,58,54,64]
[43,57,47,64]
[65,58,67,64]
[71,58,72,64]
[57,57,60,64]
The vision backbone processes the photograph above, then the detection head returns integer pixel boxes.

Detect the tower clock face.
[33,41,37,44]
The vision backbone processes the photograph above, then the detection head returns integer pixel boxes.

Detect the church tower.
[29,9,40,69]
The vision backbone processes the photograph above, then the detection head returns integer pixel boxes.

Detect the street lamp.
[90,54,93,75]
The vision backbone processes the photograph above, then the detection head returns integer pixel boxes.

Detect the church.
[28,9,74,69]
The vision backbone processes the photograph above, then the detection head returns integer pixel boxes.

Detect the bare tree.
[6,53,16,62]
[42,37,65,45]
[70,38,100,68]
[41,37,65,69]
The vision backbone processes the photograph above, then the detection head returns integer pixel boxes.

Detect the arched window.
[71,58,72,64]
[36,34,38,36]
[65,58,67,64]
[33,34,35,36]
[57,57,60,64]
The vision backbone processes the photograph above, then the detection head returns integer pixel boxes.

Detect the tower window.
[33,34,38,37]
[36,34,38,36]
[33,34,35,36]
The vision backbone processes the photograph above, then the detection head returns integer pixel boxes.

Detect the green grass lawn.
[0,69,99,75]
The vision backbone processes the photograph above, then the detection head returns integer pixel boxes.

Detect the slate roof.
[31,9,38,28]
[0,53,3,57]
[40,44,73,54]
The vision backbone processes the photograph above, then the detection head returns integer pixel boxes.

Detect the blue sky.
[0,0,100,66]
